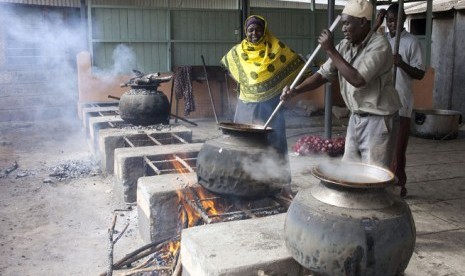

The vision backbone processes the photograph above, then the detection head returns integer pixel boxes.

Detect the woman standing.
[221,15,308,156]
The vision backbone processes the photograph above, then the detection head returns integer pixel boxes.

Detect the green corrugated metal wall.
[90,6,343,73]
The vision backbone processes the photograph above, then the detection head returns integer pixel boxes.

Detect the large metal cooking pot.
[196,122,291,198]
[411,108,462,140]
[284,161,416,276]
[119,88,170,126]
[118,73,171,126]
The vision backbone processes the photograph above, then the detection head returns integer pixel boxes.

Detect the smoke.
[241,148,290,181]
[93,44,137,77]
[0,4,85,122]
[0,5,137,128]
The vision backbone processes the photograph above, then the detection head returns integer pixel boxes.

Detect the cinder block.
[181,213,304,276]
[99,126,192,175]
[114,143,202,203]
[137,172,198,244]
[87,115,124,153]
[81,105,119,129]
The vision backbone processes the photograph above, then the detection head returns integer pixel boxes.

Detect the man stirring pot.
[281,0,401,170]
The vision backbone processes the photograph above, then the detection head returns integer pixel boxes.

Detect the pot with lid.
[284,161,416,276]
[118,71,171,126]
[196,122,291,198]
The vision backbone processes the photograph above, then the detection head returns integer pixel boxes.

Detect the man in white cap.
[281,0,401,169]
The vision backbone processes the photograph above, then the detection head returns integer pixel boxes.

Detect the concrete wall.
[431,10,465,114]
[413,67,434,109]
[451,11,465,114]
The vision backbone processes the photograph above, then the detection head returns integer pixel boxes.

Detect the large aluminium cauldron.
[196,122,291,198]
[119,72,171,126]
[411,108,462,140]
[284,161,416,276]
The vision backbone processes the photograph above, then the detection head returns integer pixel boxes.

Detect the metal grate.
[143,152,197,176]
[182,186,290,224]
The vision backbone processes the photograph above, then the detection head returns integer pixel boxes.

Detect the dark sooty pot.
[196,122,291,198]
[119,88,170,126]
[284,161,416,276]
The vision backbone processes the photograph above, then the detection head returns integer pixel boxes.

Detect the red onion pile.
[292,135,345,157]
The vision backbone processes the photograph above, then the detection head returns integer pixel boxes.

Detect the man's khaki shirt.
[318,32,401,115]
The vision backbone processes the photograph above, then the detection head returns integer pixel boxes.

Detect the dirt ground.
[0,118,144,276]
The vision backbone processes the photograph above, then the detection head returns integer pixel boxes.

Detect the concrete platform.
[114,143,202,203]
[181,213,304,276]
[137,172,198,244]
[98,124,192,175]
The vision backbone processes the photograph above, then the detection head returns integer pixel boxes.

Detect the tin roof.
[0,0,80,7]
[404,0,465,14]
[0,0,346,9]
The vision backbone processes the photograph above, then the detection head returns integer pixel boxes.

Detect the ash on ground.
[48,159,101,181]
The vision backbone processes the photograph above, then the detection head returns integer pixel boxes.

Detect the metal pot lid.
[218,122,273,134]
[311,161,395,188]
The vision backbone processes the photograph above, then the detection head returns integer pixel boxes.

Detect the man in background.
[386,3,426,198]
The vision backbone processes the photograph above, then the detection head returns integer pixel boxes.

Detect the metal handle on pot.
[415,112,426,125]
[263,15,342,130]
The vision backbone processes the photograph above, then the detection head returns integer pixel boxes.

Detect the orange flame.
[167,240,180,255]
[170,154,224,225]
[196,186,220,216]
[175,188,200,227]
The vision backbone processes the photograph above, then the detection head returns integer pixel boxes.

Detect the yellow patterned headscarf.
[221,15,309,102]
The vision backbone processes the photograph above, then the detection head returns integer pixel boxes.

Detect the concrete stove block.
[137,172,198,244]
[181,213,303,276]
[77,101,117,119]
[114,143,202,203]
[98,125,192,175]
[87,115,124,150]
[81,105,119,129]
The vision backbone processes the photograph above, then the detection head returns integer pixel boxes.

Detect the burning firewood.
[100,236,179,276]
[120,70,171,88]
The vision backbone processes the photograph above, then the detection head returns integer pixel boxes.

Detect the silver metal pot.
[411,108,462,140]
[284,161,416,276]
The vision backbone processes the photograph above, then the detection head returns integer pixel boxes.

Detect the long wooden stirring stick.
[263,15,342,129]
[392,0,404,85]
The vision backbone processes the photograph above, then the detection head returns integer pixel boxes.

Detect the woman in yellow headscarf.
[221,15,308,155]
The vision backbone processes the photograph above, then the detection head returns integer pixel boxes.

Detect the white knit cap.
[342,0,373,19]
